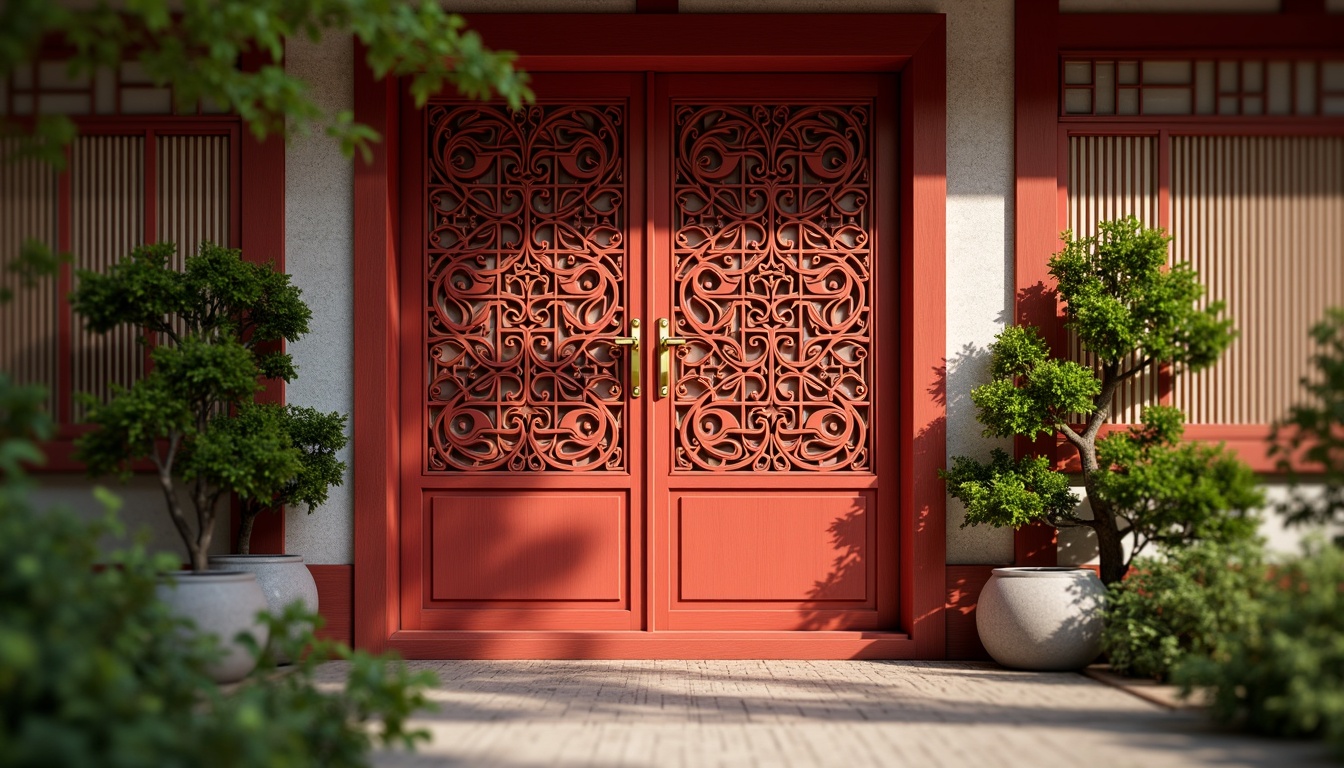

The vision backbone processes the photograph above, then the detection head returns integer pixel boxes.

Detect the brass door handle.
[613,318,641,398]
[657,318,686,398]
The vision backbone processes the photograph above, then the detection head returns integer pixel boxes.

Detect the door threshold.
[383,630,917,660]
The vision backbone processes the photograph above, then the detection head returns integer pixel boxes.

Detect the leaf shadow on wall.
[797,499,870,631]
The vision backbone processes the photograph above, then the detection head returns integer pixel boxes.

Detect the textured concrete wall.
[28,475,230,562]
[1058,483,1342,566]
[284,33,356,564]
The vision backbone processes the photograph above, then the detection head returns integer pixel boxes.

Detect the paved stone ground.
[315,661,1330,767]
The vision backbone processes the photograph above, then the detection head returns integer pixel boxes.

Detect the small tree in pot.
[942,217,1262,587]
[220,402,348,555]
[73,241,347,567]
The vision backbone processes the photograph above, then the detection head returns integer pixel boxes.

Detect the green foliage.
[74,242,311,350]
[3,275,424,765]
[1101,540,1266,682]
[211,403,349,553]
[1175,542,1344,755]
[0,490,435,767]
[949,217,1251,585]
[0,376,51,480]
[0,0,532,167]
[73,243,346,567]
[941,449,1079,528]
[1271,307,1344,544]
[1094,406,1263,560]
[0,240,67,305]
[0,249,58,480]
[971,325,1100,440]
[236,603,434,766]
[1050,217,1236,371]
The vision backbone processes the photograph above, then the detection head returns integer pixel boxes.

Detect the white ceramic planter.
[209,554,319,663]
[156,571,270,684]
[976,566,1106,671]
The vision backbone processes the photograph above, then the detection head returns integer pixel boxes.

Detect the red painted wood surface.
[353,37,401,653]
[651,74,898,634]
[677,496,869,602]
[309,564,353,646]
[399,74,646,634]
[899,19,949,661]
[353,14,948,658]
[429,494,625,602]
[314,562,994,659]
[945,565,994,661]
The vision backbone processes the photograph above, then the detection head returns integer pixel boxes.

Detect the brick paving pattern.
[312,660,1329,767]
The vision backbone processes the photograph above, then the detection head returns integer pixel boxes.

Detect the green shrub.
[71,242,352,569]
[0,492,436,767]
[942,218,1260,586]
[1101,540,1266,681]
[1175,542,1344,756]
[1271,307,1344,545]
[0,371,435,767]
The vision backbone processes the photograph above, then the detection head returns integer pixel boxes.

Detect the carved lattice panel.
[425,103,628,472]
[672,103,873,472]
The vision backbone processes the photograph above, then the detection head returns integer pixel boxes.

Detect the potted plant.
[73,241,346,679]
[207,402,346,661]
[942,217,1263,670]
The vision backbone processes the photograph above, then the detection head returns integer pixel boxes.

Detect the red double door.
[398,74,899,641]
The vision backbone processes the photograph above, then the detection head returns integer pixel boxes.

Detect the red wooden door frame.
[353,13,947,658]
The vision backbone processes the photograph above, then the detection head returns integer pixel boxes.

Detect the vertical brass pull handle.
[613,318,641,398]
[657,318,686,398]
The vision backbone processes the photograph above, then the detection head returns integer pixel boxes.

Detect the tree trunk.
[236,510,256,555]
[1086,490,1127,586]
[190,546,209,572]
[1078,362,1127,586]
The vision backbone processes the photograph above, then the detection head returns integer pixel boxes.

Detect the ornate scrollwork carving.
[425,103,627,472]
[672,104,873,472]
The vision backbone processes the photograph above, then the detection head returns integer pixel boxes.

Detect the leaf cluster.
[940,448,1079,529]
[1050,216,1236,373]
[1101,539,1267,682]
[212,403,349,517]
[72,242,346,563]
[0,0,533,167]
[1271,307,1344,544]
[0,484,435,767]
[1175,541,1344,756]
[970,325,1100,440]
[73,243,312,482]
[75,241,310,361]
[1094,406,1263,563]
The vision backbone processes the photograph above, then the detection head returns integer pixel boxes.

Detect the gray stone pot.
[976,566,1106,671]
[209,555,319,663]
[156,571,270,684]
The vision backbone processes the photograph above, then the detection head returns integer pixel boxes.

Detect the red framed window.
[0,54,242,469]
[1052,52,1344,469]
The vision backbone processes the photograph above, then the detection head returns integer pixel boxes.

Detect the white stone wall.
[1058,483,1343,566]
[28,475,230,562]
[284,34,356,564]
